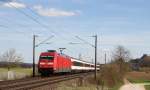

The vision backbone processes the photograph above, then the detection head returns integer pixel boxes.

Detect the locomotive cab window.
[40,56,54,60]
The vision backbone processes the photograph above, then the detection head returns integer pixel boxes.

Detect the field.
[126,71,150,90]
[0,68,32,74]
[0,67,32,80]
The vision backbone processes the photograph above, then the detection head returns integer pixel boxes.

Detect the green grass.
[128,78,150,83]
[58,86,97,90]
[12,68,32,74]
[0,68,8,72]
[0,67,32,75]
[145,85,150,90]
[128,78,150,90]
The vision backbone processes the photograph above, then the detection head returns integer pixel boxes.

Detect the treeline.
[0,61,33,68]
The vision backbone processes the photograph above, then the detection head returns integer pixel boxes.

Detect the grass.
[145,85,150,90]
[57,83,123,90]
[128,78,150,83]
[128,79,150,90]
[0,67,32,76]
[0,68,8,72]
[11,68,32,75]
[0,67,32,80]
[57,86,98,90]
[126,71,150,90]
[126,71,150,84]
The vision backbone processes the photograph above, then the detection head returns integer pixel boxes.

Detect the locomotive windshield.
[40,56,54,60]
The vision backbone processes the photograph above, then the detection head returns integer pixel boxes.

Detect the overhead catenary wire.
[0,17,40,34]
[17,0,41,20]
[5,1,73,50]
[11,0,75,42]
[7,2,56,36]
[0,18,39,38]
[0,25,8,28]
[75,36,95,47]
[3,1,96,60]
[35,35,54,47]
[0,1,54,36]
[0,23,29,35]
[10,0,90,44]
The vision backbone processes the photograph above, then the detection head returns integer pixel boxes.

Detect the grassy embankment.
[56,64,125,90]
[56,75,123,90]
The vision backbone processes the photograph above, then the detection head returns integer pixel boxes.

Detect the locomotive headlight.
[47,62,53,65]
[40,62,45,65]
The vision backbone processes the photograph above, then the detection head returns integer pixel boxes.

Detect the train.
[38,50,99,76]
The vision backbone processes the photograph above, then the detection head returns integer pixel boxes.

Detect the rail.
[0,72,93,90]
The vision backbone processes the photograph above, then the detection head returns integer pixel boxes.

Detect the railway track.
[0,72,92,90]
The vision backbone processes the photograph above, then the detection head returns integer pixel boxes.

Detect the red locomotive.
[38,50,99,76]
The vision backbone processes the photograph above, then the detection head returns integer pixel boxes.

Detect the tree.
[0,49,23,70]
[112,45,131,73]
[113,46,130,61]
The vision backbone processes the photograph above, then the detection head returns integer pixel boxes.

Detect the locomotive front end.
[38,50,56,76]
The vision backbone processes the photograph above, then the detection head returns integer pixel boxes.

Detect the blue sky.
[0,0,150,63]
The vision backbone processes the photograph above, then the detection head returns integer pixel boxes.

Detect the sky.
[0,0,150,63]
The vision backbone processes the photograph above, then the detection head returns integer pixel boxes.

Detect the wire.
[0,19,33,38]
[11,0,74,42]
[35,35,54,47]
[7,2,56,36]
[17,0,41,20]
[17,0,74,39]
[5,1,96,59]
[0,25,8,28]
[75,36,95,47]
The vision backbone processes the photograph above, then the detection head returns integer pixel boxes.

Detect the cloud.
[33,5,79,17]
[0,0,14,2]
[3,1,26,8]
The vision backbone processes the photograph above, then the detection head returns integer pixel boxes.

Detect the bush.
[94,63,131,88]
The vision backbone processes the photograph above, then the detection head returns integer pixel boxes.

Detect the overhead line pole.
[105,53,106,64]
[74,35,98,80]
[32,35,54,77]
[33,35,36,77]
[93,35,97,80]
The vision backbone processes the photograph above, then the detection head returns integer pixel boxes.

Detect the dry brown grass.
[126,71,150,80]
[91,64,127,88]
[140,67,150,73]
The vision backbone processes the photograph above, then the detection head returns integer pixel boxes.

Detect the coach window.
[86,64,89,67]
[74,61,82,66]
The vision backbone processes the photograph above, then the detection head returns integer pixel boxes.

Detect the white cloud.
[3,1,26,8]
[33,5,79,17]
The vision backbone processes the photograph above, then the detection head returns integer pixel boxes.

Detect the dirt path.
[119,78,145,90]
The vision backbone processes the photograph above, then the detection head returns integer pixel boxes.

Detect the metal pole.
[105,53,106,64]
[33,35,36,77]
[94,35,97,80]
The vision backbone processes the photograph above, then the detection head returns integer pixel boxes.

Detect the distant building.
[140,54,150,67]
[130,58,141,70]
[130,54,150,70]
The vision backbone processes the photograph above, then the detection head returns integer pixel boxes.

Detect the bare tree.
[113,45,130,61]
[112,45,131,73]
[0,49,23,70]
